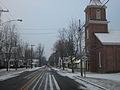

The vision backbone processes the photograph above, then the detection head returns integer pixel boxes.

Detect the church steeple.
[85,0,109,72]
[85,0,108,25]
[84,0,109,40]
[90,0,102,5]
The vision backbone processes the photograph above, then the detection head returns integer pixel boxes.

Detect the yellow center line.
[20,69,46,90]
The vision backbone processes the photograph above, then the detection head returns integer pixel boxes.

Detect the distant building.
[32,59,39,67]
[85,0,120,73]
[63,57,86,70]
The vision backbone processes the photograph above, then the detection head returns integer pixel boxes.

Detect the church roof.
[95,31,120,45]
[89,0,102,6]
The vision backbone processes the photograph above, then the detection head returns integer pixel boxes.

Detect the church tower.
[85,0,109,72]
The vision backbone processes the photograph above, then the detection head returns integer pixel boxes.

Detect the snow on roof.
[95,31,120,45]
[74,59,81,64]
[89,0,102,6]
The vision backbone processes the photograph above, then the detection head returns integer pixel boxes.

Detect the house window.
[96,9,101,20]
[99,52,102,68]
[86,29,89,39]
[86,14,89,22]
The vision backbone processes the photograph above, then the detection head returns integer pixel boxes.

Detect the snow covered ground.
[0,66,44,81]
[53,67,120,90]
[1,67,120,90]
[86,73,120,82]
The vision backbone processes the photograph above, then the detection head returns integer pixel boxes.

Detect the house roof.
[95,31,120,45]
[74,60,81,64]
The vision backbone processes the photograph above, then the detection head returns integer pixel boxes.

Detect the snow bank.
[86,73,120,82]
[0,66,44,81]
[53,67,120,90]
[53,68,102,90]
[0,70,24,81]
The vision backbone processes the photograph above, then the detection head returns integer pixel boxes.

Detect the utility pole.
[0,9,9,24]
[30,45,34,68]
[38,48,41,67]
[102,0,109,6]
[78,19,83,77]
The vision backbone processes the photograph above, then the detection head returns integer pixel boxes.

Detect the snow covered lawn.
[86,73,120,82]
[0,66,44,81]
[84,73,120,90]
[53,67,120,90]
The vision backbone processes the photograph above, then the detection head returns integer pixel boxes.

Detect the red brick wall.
[103,45,120,72]
[90,37,120,73]
[85,7,106,21]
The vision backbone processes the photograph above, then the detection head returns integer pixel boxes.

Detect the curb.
[74,76,108,90]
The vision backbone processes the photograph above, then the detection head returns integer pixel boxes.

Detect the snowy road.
[0,67,86,90]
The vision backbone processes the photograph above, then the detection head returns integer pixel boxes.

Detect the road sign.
[81,56,88,61]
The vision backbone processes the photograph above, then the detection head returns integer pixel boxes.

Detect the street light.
[0,9,9,12]
[0,19,22,26]
[17,19,22,22]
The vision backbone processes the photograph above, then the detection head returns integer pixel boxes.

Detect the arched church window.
[99,51,102,68]
[96,9,101,20]
[86,29,89,39]
[86,13,89,22]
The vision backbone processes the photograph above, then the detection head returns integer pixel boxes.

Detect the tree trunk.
[71,63,74,73]
[6,61,9,71]
[6,54,10,71]
[72,68,74,73]
[62,63,65,70]
[25,60,27,69]
[39,59,41,67]
[61,57,65,70]
[15,60,18,71]
[80,60,83,77]
[71,57,74,73]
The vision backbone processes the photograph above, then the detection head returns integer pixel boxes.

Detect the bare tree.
[2,23,19,71]
[53,28,69,69]
[12,34,21,70]
[53,20,85,73]
[37,43,44,67]
[0,28,5,68]
[67,20,85,73]
[23,42,31,68]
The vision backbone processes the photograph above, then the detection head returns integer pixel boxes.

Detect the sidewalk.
[0,67,42,81]
[53,67,120,90]
[0,68,26,76]
[0,68,27,81]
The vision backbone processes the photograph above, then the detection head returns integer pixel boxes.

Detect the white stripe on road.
[24,70,39,79]
[44,72,49,90]
[38,72,47,89]
[32,72,44,90]
[49,73,54,90]
[52,75,60,90]
[31,68,60,90]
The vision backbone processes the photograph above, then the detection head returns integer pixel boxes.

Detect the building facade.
[85,0,120,73]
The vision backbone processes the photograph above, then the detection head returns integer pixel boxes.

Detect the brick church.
[85,0,120,73]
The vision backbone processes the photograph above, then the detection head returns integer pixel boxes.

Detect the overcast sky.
[1,0,120,59]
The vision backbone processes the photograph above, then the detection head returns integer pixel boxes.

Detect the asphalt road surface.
[0,66,86,90]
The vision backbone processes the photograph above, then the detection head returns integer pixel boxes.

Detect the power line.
[0,1,10,21]
[0,1,8,10]
[0,0,15,20]
[102,0,110,7]
[102,0,106,4]
[20,32,58,35]
[20,28,58,31]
